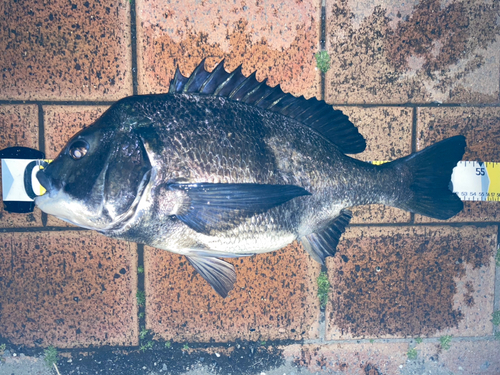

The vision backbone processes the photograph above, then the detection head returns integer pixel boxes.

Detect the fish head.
[35,115,152,231]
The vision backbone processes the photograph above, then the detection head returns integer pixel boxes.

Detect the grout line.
[318,264,327,342]
[0,227,89,233]
[320,0,326,50]
[319,0,326,110]
[408,107,418,225]
[37,104,45,157]
[411,106,417,153]
[130,0,138,96]
[37,104,48,227]
[136,243,146,342]
[0,100,117,106]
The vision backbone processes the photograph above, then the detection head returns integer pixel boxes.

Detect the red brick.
[0,232,138,347]
[0,105,43,228]
[0,0,132,101]
[326,0,500,104]
[327,226,497,339]
[144,242,320,342]
[136,0,321,98]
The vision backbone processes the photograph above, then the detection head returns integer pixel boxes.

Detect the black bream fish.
[35,60,466,297]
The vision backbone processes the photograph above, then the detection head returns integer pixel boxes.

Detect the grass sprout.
[439,335,452,350]
[317,271,330,308]
[315,51,331,73]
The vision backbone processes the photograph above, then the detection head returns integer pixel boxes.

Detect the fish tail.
[389,135,466,220]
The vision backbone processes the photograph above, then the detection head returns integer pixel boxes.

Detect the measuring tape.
[451,161,500,202]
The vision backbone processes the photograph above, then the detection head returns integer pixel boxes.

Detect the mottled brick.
[416,107,500,223]
[136,0,321,98]
[145,242,320,342]
[326,0,500,104]
[327,225,497,339]
[0,232,138,347]
[0,105,43,228]
[0,0,132,100]
[281,342,408,374]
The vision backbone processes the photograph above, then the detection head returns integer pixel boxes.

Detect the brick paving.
[0,0,499,374]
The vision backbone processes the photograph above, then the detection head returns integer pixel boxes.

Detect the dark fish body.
[35,61,466,297]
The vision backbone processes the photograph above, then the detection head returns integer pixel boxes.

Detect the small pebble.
[215,352,220,357]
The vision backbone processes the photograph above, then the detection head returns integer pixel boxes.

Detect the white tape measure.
[451,161,500,202]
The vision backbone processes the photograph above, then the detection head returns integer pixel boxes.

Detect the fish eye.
[69,139,89,160]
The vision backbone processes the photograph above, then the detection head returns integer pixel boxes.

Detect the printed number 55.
[475,167,486,176]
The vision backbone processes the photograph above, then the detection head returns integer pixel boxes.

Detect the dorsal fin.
[169,59,366,154]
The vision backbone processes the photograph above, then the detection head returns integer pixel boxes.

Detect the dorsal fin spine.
[213,71,237,96]
[241,80,267,103]
[228,71,258,100]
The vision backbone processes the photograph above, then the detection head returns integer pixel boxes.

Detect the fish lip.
[36,169,62,198]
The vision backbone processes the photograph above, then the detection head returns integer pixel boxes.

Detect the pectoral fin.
[169,183,310,234]
[186,255,236,298]
[300,209,352,264]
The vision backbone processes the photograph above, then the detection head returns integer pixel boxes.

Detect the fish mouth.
[36,169,63,198]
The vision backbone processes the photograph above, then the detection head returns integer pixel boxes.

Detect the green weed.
[415,337,423,344]
[315,51,331,73]
[140,341,154,351]
[165,341,171,349]
[44,346,58,367]
[492,311,500,326]
[439,335,452,350]
[317,271,330,308]
[137,265,144,274]
[136,290,146,306]
[182,344,189,350]
[139,327,149,340]
[407,348,417,360]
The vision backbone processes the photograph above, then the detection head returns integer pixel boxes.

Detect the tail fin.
[390,135,466,220]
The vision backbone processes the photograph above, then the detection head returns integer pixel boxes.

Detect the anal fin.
[186,255,236,298]
[300,209,352,264]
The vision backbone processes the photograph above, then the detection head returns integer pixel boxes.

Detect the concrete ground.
[1,0,499,374]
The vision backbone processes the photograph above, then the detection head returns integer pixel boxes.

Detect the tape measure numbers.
[451,161,500,202]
